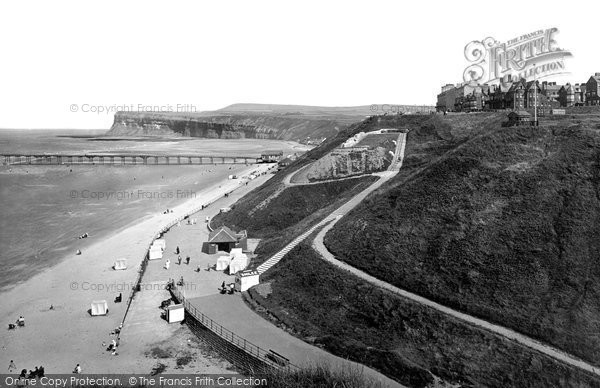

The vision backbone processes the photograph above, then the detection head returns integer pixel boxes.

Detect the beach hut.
[90,300,108,316]
[216,255,232,271]
[166,304,184,323]
[113,258,127,270]
[149,246,163,260]
[229,253,250,274]
[235,270,260,292]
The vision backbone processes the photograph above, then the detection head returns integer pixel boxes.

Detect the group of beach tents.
[216,248,249,274]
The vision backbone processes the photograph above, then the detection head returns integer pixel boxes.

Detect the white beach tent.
[229,253,250,274]
[90,300,108,316]
[166,304,184,323]
[153,239,166,251]
[216,255,231,271]
[149,246,163,260]
[235,270,260,292]
[113,258,127,270]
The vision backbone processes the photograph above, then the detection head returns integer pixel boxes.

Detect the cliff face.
[304,147,390,181]
[106,111,363,141]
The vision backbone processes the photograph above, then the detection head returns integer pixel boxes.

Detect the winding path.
[309,137,600,379]
[261,129,600,378]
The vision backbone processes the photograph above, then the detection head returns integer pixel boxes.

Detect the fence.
[170,285,300,373]
[118,174,253,335]
[117,164,280,344]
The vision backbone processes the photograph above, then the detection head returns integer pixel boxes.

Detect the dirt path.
[306,133,600,378]
[283,132,405,186]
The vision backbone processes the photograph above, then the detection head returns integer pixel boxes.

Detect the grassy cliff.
[248,242,600,387]
[212,110,600,386]
[325,112,600,364]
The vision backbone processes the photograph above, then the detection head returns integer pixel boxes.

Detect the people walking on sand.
[175,246,180,255]
[221,281,226,290]
[178,255,182,265]
[73,364,81,374]
[185,256,190,265]
[164,259,170,270]
[8,360,16,372]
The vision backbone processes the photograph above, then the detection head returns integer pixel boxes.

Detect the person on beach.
[175,246,180,254]
[164,259,170,270]
[8,360,17,372]
[185,256,190,265]
[38,366,45,378]
[28,366,39,378]
[178,255,182,265]
[16,316,24,326]
[221,281,226,290]
[73,364,81,374]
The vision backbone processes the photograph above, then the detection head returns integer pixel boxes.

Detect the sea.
[0,129,304,291]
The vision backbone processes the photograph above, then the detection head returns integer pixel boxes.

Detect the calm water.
[0,129,303,291]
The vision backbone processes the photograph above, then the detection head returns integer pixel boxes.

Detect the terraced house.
[438,72,600,111]
[585,73,600,105]
[558,83,586,107]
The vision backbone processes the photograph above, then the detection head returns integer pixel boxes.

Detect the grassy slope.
[210,116,386,266]
[325,113,600,364]
[249,242,600,388]
[213,176,377,239]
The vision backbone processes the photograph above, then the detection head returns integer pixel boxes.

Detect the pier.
[0,153,262,166]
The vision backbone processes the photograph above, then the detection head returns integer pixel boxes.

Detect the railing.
[118,164,279,342]
[170,285,300,372]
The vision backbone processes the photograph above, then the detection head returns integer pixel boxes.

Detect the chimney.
[596,72,600,76]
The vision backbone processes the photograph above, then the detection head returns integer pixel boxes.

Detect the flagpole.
[534,63,537,126]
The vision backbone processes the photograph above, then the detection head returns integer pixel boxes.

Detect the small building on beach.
[206,225,248,254]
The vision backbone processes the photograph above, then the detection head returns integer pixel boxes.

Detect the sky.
[0,0,598,129]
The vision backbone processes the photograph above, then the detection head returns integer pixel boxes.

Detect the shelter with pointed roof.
[507,110,531,126]
[206,225,247,254]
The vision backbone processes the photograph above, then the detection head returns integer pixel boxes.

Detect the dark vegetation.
[213,111,600,385]
[212,176,377,266]
[210,115,389,265]
[248,242,600,388]
[325,112,600,364]
[263,363,387,388]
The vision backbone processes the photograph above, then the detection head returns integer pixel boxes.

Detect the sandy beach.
[0,163,275,374]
